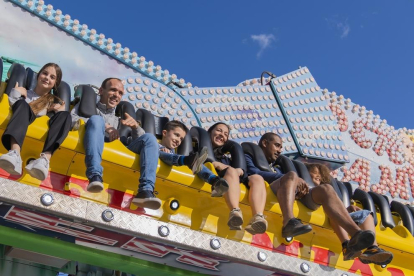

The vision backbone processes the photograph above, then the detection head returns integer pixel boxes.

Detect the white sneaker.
[25,153,50,181]
[0,150,22,175]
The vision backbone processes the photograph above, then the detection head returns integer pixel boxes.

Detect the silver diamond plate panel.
[0,178,357,276]
[0,178,88,219]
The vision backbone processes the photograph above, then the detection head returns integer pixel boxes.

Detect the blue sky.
[46,0,414,130]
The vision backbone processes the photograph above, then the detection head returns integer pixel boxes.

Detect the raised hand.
[160,147,171,153]
[347,205,361,213]
[212,161,230,171]
[296,178,309,199]
[236,168,244,177]
[120,113,139,129]
[14,82,27,98]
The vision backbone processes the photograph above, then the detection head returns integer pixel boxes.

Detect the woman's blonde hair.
[29,63,63,115]
[305,163,332,184]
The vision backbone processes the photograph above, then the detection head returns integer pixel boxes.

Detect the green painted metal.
[0,225,204,276]
[0,245,67,276]
[0,56,40,82]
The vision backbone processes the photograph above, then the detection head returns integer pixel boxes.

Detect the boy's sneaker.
[227,208,243,230]
[347,230,375,254]
[245,214,268,235]
[194,147,208,174]
[281,218,312,238]
[87,175,104,193]
[342,240,361,261]
[72,119,81,131]
[25,153,49,181]
[132,190,162,210]
[184,147,208,174]
[210,177,229,197]
[359,246,393,265]
[0,150,22,175]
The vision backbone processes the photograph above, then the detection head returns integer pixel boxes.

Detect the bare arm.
[120,113,145,140]
[347,205,362,213]
[212,161,230,171]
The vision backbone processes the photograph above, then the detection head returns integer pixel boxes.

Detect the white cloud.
[325,17,351,39]
[337,22,350,39]
[250,34,276,58]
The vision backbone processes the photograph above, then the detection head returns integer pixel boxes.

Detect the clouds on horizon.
[250,34,276,58]
[0,0,141,88]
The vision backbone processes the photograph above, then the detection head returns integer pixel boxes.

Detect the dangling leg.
[221,167,243,230]
[26,111,72,180]
[129,134,161,210]
[0,99,35,175]
[245,175,268,235]
[84,115,105,192]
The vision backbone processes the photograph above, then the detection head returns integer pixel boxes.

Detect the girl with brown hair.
[305,163,393,265]
[207,122,268,234]
[0,63,72,181]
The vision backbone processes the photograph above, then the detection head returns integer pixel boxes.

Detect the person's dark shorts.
[217,167,250,189]
[299,189,320,211]
[269,175,321,211]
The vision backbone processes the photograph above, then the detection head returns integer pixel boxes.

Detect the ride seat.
[409,205,414,220]
[331,179,351,207]
[368,191,395,229]
[0,57,3,89]
[242,142,300,178]
[4,64,71,112]
[135,108,192,156]
[25,67,71,111]
[241,142,299,178]
[292,160,315,189]
[5,63,26,96]
[191,126,247,172]
[344,184,378,226]
[391,201,414,236]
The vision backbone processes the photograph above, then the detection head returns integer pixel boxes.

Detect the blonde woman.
[0,63,71,181]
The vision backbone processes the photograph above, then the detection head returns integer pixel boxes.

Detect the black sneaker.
[347,230,375,254]
[87,175,104,193]
[281,218,312,238]
[359,246,393,265]
[132,190,162,210]
[342,240,362,261]
[210,177,229,197]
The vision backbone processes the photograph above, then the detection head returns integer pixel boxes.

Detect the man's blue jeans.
[84,115,105,179]
[159,151,214,182]
[127,133,159,193]
[84,115,159,192]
